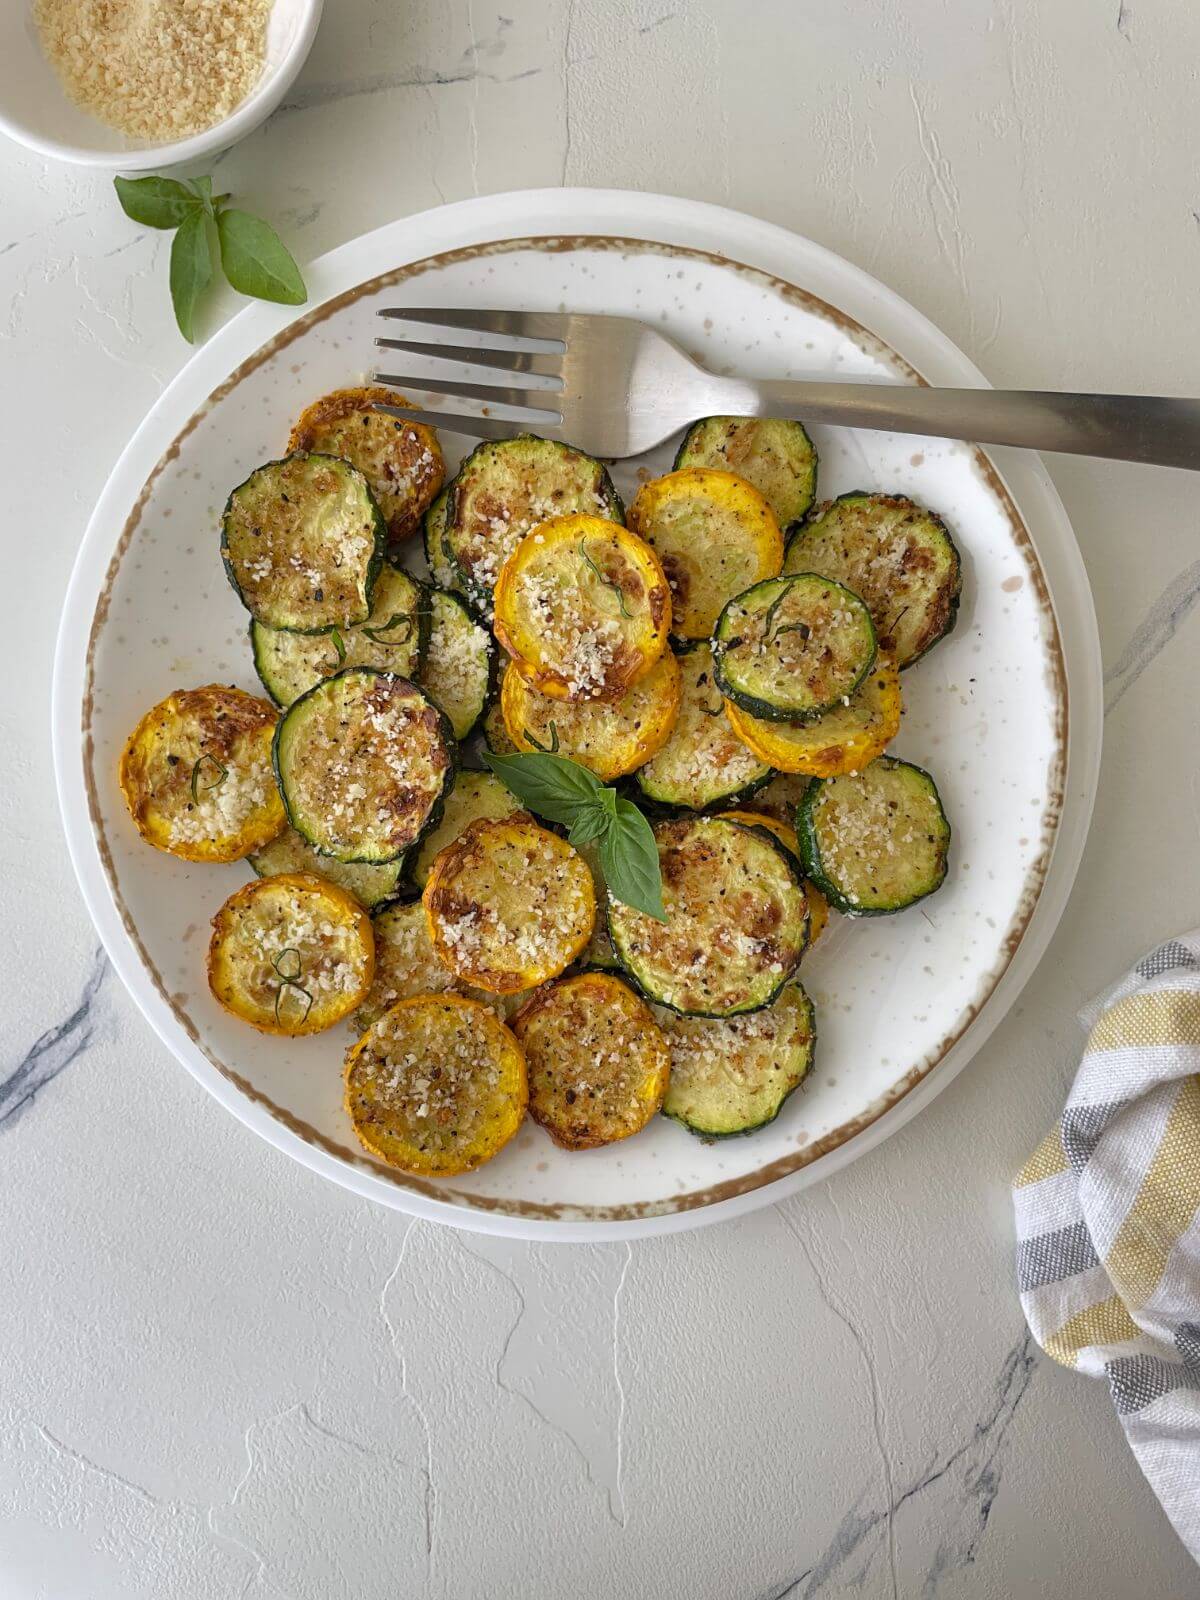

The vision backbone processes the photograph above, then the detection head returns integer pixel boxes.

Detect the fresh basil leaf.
[566,804,610,848]
[482,751,604,826]
[189,175,214,209]
[114,174,201,229]
[169,210,214,344]
[601,798,667,922]
[216,209,307,306]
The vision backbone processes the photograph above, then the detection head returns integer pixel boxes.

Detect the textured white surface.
[4,0,1200,1593]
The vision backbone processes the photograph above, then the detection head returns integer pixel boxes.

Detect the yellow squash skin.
[119,684,285,863]
[628,467,783,640]
[512,972,671,1150]
[500,652,680,781]
[207,872,374,1036]
[725,656,902,777]
[492,515,672,701]
[344,994,528,1176]
[424,815,596,993]
[288,387,444,545]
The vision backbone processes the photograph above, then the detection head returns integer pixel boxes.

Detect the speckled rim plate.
[52,189,1101,1241]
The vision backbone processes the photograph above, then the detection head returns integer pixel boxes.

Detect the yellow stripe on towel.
[1103,1074,1200,1309]
[1043,1294,1140,1368]
[1087,989,1200,1053]
[1015,1127,1070,1188]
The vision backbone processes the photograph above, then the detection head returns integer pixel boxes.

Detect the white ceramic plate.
[52,190,1101,1241]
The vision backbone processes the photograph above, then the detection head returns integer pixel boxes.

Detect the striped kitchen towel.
[1014,934,1200,1562]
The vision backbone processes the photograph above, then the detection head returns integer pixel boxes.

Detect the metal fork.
[372,306,1200,469]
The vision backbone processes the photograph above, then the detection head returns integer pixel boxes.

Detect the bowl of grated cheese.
[0,0,323,169]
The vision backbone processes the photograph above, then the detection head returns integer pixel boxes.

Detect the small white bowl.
[0,0,323,170]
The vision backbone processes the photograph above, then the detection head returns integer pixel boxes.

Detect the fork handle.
[733,381,1200,470]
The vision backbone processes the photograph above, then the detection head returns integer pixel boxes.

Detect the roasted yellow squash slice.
[499,651,680,781]
[288,387,444,545]
[208,872,374,1035]
[627,468,783,640]
[492,515,671,701]
[512,972,671,1150]
[411,770,521,889]
[424,815,595,992]
[725,655,901,776]
[345,994,528,1176]
[119,684,285,863]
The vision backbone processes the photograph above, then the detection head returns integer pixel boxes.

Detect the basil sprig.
[114,174,307,344]
[483,751,667,923]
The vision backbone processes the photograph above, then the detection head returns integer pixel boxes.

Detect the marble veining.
[0,945,108,1133]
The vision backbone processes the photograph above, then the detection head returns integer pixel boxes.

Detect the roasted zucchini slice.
[251,562,428,707]
[423,815,595,993]
[512,972,670,1150]
[784,492,962,668]
[662,980,815,1137]
[249,826,405,911]
[445,434,623,615]
[635,643,770,809]
[713,574,876,722]
[482,698,518,756]
[423,487,459,590]
[753,771,813,824]
[417,589,495,741]
[725,655,902,776]
[500,652,680,781]
[627,467,783,641]
[221,453,386,633]
[354,899,530,1032]
[410,769,521,890]
[208,872,374,1036]
[344,994,527,1176]
[716,810,828,945]
[674,416,817,529]
[119,684,284,863]
[798,756,950,915]
[287,388,444,545]
[608,816,809,1017]
[572,838,620,970]
[493,516,672,702]
[273,669,456,864]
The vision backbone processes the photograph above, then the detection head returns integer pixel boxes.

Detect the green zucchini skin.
[423,486,459,591]
[797,756,950,915]
[608,816,809,1019]
[248,827,406,911]
[417,588,497,742]
[250,563,430,708]
[272,667,458,865]
[221,453,386,635]
[661,980,816,1138]
[784,491,962,669]
[674,416,818,530]
[712,573,877,723]
[445,434,624,616]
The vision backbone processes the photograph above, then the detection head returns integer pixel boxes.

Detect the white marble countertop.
[5,1,1200,1594]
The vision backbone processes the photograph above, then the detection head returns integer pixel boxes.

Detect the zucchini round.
[287,387,444,546]
[423,815,596,993]
[798,756,950,915]
[753,771,813,825]
[784,492,961,668]
[512,972,670,1150]
[674,416,817,529]
[251,562,429,707]
[571,838,620,971]
[715,810,829,945]
[208,872,375,1036]
[493,515,672,702]
[662,980,815,1137]
[250,826,405,911]
[418,589,496,740]
[344,994,527,1176]
[608,816,809,1018]
[423,487,459,590]
[713,574,876,722]
[446,434,624,615]
[273,668,456,864]
[635,643,770,810]
[482,697,518,756]
[410,769,521,890]
[119,684,285,863]
[627,467,783,640]
[725,654,902,776]
[500,652,680,781]
[221,453,385,633]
